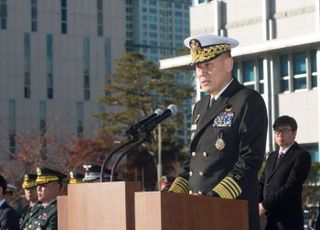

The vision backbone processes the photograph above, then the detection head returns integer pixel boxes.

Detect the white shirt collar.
[211,79,233,101]
[279,143,294,155]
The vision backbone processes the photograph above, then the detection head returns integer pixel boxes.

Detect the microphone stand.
[99,134,141,182]
[109,132,152,182]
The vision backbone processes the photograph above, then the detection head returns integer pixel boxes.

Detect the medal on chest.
[215,131,225,151]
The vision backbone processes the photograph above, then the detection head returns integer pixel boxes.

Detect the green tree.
[96,52,193,175]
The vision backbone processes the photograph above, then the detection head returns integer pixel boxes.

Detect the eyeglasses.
[274,128,292,135]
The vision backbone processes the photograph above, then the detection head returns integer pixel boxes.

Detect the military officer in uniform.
[25,167,66,230]
[20,173,41,229]
[168,34,268,230]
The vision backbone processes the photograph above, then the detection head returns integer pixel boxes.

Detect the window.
[31,0,37,31]
[293,52,307,90]
[24,33,31,98]
[258,59,264,94]
[280,55,289,92]
[104,38,111,86]
[8,99,16,154]
[61,0,67,33]
[76,102,84,136]
[97,0,103,36]
[47,34,54,99]
[311,50,318,88]
[243,60,255,90]
[39,100,46,134]
[83,37,90,100]
[232,63,239,80]
[0,0,7,29]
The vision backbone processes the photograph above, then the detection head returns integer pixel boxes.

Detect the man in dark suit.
[259,115,311,230]
[26,167,66,230]
[0,175,20,230]
[168,34,268,230]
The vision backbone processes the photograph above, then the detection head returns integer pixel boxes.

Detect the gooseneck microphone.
[138,104,178,133]
[124,108,164,137]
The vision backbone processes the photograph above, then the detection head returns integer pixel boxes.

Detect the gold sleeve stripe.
[168,177,189,194]
[220,181,236,199]
[224,177,242,196]
[212,183,234,199]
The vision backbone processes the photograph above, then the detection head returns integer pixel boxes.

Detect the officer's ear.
[223,55,233,73]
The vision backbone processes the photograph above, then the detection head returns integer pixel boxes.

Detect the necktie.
[208,97,215,109]
[276,151,284,166]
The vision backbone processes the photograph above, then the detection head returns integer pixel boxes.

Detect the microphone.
[124,108,164,137]
[139,104,178,132]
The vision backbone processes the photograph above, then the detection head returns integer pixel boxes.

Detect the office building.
[160,0,320,160]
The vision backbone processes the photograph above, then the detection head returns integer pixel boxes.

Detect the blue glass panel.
[280,79,288,91]
[312,75,318,88]
[293,77,307,90]
[243,61,254,82]
[311,50,317,72]
[293,52,306,74]
[280,55,288,76]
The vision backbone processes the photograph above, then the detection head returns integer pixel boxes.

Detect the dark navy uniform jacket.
[177,79,268,230]
[259,142,311,230]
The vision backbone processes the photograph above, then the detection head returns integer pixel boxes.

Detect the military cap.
[0,175,7,192]
[184,33,239,65]
[22,173,37,189]
[36,167,67,185]
[82,164,111,182]
[69,171,84,184]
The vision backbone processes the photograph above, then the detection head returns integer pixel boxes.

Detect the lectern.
[58,181,141,230]
[135,191,248,230]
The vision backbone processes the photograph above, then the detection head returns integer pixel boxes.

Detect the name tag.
[191,124,197,131]
[213,112,234,127]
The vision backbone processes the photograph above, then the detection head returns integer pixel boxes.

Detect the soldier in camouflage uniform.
[20,173,41,229]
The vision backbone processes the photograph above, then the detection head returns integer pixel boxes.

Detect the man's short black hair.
[0,175,7,194]
[273,115,298,131]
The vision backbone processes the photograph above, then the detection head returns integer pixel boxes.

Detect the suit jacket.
[0,201,20,230]
[258,142,311,230]
[179,79,268,230]
[26,200,58,230]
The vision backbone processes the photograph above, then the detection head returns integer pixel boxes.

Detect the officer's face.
[274,125,296,148]
[24,187,38,203]
[37,181,61,203]
[195,53,233,96]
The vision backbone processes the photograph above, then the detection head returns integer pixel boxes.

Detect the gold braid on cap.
[189,39,231,65]
[22,180,37,189]
[36,175,60,185]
